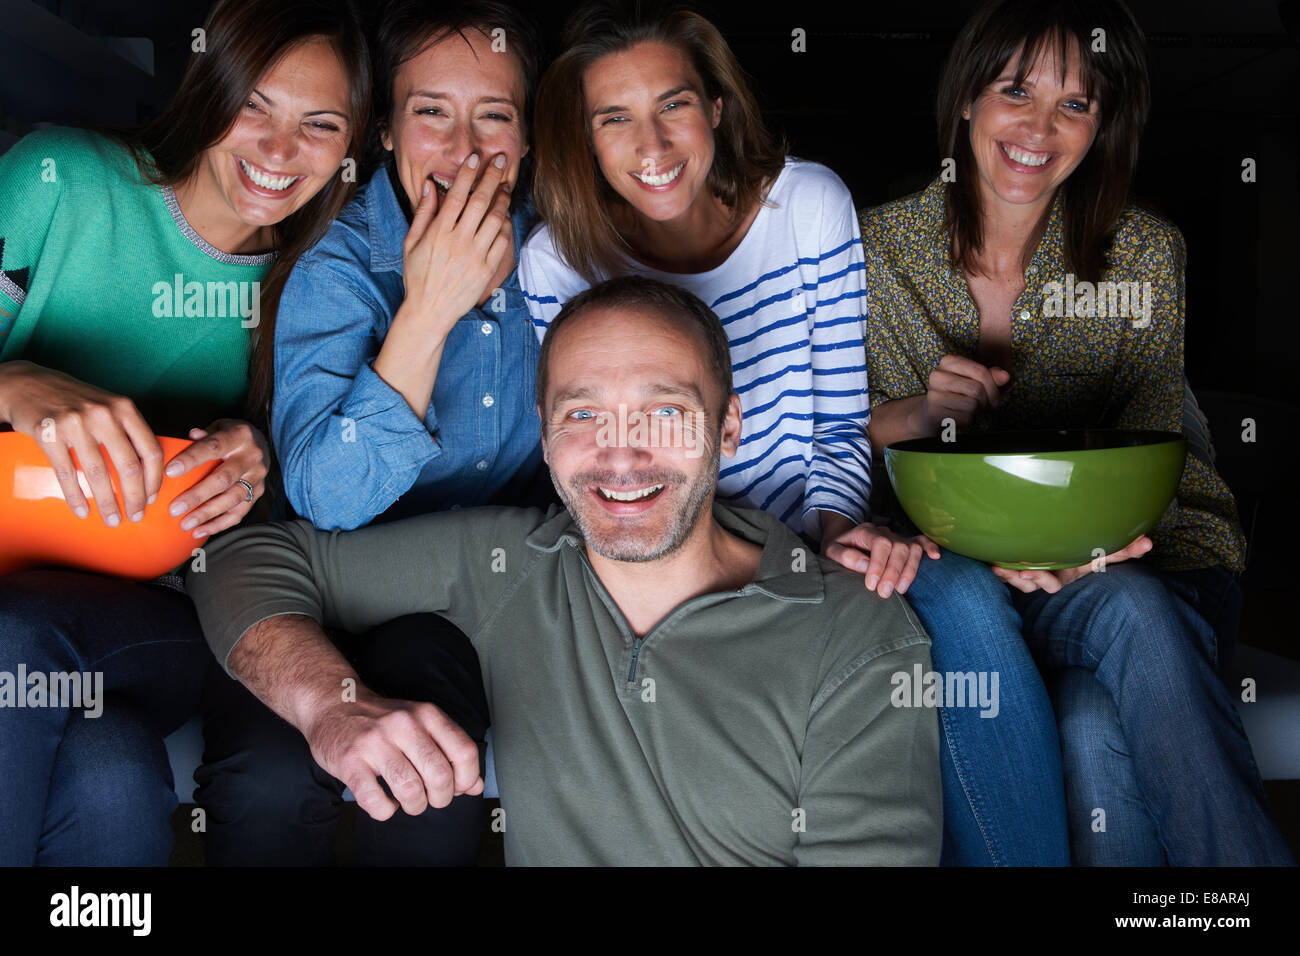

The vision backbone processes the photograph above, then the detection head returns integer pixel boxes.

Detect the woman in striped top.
[519,3,874,545]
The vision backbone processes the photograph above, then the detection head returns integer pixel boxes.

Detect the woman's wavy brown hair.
[937,0,1150,283]
[533,0,786,283]
[112,0,371,430]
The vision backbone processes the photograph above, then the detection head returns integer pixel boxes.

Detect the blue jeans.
[0,570,209,865]
[905,549,1070,865]
[1015,562,1293,866]
[907,552,1292,865]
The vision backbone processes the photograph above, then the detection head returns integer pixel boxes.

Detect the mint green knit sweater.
[0,127,273,433]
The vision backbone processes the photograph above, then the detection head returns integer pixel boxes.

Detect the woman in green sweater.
[0,0,368,864]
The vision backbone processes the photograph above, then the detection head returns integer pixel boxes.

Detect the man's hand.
[303,687,484,822]
[824,521,940,598]
[227,614,484,823]
[991,535,1153,594]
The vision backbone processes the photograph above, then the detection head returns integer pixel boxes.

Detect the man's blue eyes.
[569,407,682,420]
[415,109,513,121]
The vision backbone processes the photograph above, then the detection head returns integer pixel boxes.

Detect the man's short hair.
[536,276,734,423]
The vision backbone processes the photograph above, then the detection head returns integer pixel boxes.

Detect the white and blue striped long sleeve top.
[519,158,872,542]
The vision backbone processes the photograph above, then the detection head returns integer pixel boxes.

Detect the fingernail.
[880,582,894,598]
[165,462,182,477]
[106,513,120,527]
[856,560,870,573]
[866,574,879,589]
[493,153,506,168]
[147,493,157,505]
[74,505,88,519]
[169,501,186,517]
[131,511,144,523]
[180,517,194,531]
[422,179,431,196]
[467,154,479,169]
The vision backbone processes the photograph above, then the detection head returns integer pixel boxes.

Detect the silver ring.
[236,478,255,503]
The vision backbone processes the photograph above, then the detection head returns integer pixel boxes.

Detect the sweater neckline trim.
[162,186,276,267]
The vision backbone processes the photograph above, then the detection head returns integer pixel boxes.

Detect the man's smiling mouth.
[596,483,664,502]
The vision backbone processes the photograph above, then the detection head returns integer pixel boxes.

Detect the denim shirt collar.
[364,162,534,281]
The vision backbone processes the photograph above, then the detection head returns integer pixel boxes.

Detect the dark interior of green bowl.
[886,428,1185,455]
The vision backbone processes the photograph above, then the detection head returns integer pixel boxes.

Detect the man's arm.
[186,508,537,818]
[794,605,942,865]
[226,612,482,822]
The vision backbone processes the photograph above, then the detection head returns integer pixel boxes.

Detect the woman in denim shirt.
[196,0,549,866]
[269,9,546,530]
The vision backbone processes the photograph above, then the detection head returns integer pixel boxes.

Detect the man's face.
[540,305,741,562]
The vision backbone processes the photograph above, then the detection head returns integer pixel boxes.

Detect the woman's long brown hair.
[533,0,786,283]
[111,0,371,431]
[937,0,1150,284]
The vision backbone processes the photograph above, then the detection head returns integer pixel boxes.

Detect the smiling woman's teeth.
[431,175,451,193]
[633,162,685,186]
[598,484,664,502]
[239,158,298,191]
[1001,143,1050,167]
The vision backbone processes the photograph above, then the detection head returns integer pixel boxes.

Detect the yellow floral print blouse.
[859,177,1245,573]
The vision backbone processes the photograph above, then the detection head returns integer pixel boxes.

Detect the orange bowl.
[0,431,219,579]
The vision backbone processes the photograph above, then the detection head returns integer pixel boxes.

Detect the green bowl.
[884,429,1186,570]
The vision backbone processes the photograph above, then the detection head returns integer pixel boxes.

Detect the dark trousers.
[196,613,492,866]
[0,569,209,865]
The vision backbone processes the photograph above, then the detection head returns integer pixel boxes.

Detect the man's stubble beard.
[556,437,722,563]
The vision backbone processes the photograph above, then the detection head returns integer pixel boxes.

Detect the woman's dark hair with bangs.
[111,0,372,428]
[534,0,787,283]
[369,0,544,181]
[938,0,1150,283]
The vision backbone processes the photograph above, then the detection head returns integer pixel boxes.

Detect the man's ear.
[537,405,548,463]
[719,392,743,458]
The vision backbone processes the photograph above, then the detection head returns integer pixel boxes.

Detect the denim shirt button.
[482,393,495,408]
[476,460,488,471]
[481,322,493,335]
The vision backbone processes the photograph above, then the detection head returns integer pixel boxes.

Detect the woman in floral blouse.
[856,0,1292,864]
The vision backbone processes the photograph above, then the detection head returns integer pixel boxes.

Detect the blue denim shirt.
[273,165,544,530]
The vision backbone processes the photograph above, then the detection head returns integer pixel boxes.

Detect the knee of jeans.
[54,702,177,828]
[196,717,331,810]
[913,551,1011,608]
[1071,571,1182,657]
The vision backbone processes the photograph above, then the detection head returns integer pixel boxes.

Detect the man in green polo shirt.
[187,276,940,865]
